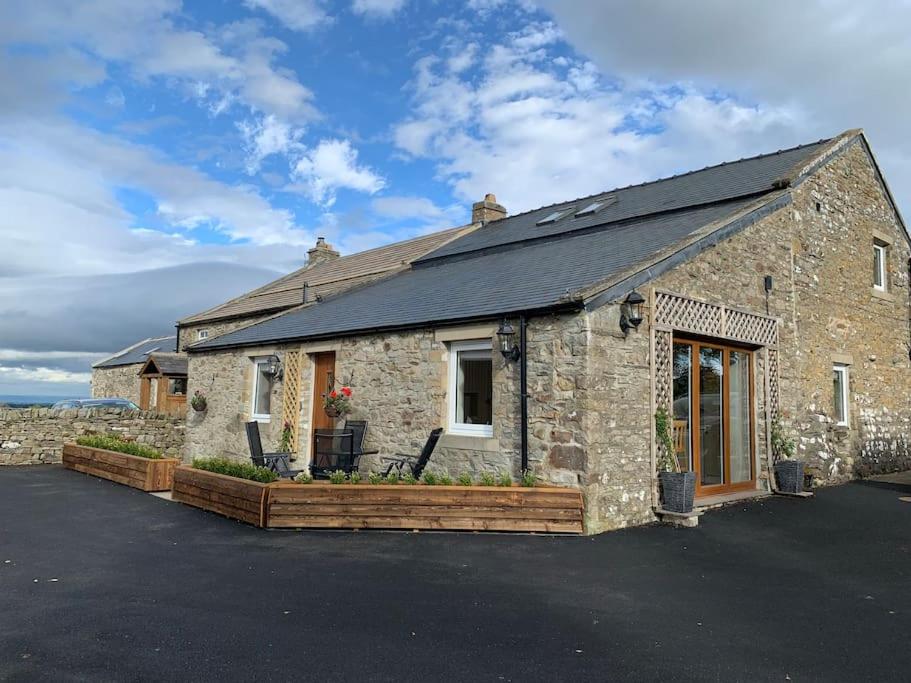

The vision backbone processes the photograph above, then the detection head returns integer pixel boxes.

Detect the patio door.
[310,351,336,442]
[671,339,755,497]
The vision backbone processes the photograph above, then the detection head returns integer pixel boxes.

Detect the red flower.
[329,390,338,399]
[341,387,352,397]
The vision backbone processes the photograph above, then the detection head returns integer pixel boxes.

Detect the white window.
[448,340,493,437]
[873,242,887,291]
[197,329,209,340]
[251,358,273,421]
[833,364,849,427]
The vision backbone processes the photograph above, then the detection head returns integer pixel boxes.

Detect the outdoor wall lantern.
[262,354,284,381]
[497,319,521,362]
[619,291,645,336]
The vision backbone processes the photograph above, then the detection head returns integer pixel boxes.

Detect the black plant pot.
[659,471,696,513]
[774,459,805,493]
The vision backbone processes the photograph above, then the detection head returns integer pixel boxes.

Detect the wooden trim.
[63,444,179,492]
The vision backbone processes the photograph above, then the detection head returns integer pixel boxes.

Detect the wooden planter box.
[171,466,271,527]
[62,443,179,492]
[267,483,584,534]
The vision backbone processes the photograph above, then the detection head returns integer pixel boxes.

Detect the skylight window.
[536,209,573,226]
[575,196,616,217]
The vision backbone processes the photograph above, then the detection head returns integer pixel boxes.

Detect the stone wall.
[178,315,275,352]
[91,365,142,403]
[185,316,588,489]
[0,408,185,465]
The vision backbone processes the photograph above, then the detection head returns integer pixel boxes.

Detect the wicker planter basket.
[774,459,805,493]
[659,471,696,513]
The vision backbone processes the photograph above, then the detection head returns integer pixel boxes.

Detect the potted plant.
[190,390,207,413]
[324,386,352,419]
[656,407,695,513]
[771,419,803,493]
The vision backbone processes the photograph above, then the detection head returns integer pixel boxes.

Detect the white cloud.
[238,114,306,174]
[393,21,799,213]
[243,0,330,31]
[291,139,385,207]
[352,0,408,18]
[0,365,92,385]
[536,0,911,216]
[371,196,445,221]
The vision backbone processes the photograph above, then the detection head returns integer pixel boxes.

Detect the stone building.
[176,226,475,350]
[91,335,176,404]
[185,130,911,534]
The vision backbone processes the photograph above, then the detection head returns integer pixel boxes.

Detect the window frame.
[447,340,494,438]
[833,364,850,427]
[197,329,209,340]
[251,357,273,422]
[873,241,887,291]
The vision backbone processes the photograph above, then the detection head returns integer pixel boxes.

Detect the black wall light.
[497,319,521,362]
[619,291,645,336]
[262,354,284,381]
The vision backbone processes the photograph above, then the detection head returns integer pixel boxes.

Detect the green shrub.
[384,471,400,485]
[348,471,361,484]
[520,470,537,488]
[294,471,313,484]
[479,472,496,487]
[76,434,162,460]
[438,474,453,486]
[497,471,513,487]
[367,471,383,485]
[402,472,417,485]
[191,457,278,483]
[329,470,347,484]
[457,472,473,486]
[421,472,438,485]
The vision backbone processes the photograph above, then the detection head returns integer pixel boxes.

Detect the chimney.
[307,237,340,266]
[471,193,507,224]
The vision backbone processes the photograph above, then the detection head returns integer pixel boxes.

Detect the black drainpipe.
[519,314,528,472]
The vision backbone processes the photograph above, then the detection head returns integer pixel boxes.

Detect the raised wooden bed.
[267,483,584,533]
[171,466,271,527]
[62,443,179,492]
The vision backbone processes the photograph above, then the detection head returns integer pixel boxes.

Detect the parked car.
[51,398,139,410]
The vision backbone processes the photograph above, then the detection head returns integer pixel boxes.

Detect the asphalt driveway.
[1,466,910,682]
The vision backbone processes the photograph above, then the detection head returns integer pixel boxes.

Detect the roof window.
[535,208,574,226]
[575,196,616,217]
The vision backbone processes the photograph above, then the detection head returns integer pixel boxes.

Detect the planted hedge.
[191,457,279,484]
[75,434,163,459]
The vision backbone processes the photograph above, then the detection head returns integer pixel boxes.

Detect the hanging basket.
[324,405,339,418]
[774,459,805,493]
[659,471,696,513]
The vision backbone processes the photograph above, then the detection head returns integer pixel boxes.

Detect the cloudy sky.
[2,0,910,397]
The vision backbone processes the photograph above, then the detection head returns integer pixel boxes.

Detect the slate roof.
[179,224,474,326]
[93,336,176,368]
[140,353,188,376]
[192,134,842,351]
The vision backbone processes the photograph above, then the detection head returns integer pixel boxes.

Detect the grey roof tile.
[94,336,176,368]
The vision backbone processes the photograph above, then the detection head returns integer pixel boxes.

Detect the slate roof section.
[178,224,474,326]
[191,134,842,351]
[141,353,188,376]
[417,138,832,263]
[93,336,176,368]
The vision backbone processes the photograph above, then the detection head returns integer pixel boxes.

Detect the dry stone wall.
[0,408,185,465]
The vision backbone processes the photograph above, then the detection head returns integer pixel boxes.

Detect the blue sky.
[2,0,911,397]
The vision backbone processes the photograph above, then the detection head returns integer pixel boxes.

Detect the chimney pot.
[472,193,507,224]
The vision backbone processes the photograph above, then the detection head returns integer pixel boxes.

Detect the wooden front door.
[672,339,756,497]
[310,351,336,438]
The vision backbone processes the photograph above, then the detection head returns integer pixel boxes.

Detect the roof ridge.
[498,135,836,223]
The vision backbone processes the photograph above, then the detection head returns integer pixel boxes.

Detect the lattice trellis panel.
[653,328,674,466]
[767,347,780,422]
[280,349,303,454]
[654,291,778,347]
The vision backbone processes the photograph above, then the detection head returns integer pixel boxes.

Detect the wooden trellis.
[280,349,303,454]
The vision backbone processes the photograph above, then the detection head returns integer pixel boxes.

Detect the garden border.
[62,443,179,492]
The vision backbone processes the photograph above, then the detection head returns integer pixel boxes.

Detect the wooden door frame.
[674,337,757,498]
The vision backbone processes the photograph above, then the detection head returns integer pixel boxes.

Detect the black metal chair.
[310,419,377,478]
[383,428,444,479]
[245,421,303,479]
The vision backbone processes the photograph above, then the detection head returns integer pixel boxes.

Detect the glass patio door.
[672,340,755,496]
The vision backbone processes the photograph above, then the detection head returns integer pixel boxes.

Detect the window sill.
[251,415,271,423]
[439,433,499,452]
[872,288,894,302]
